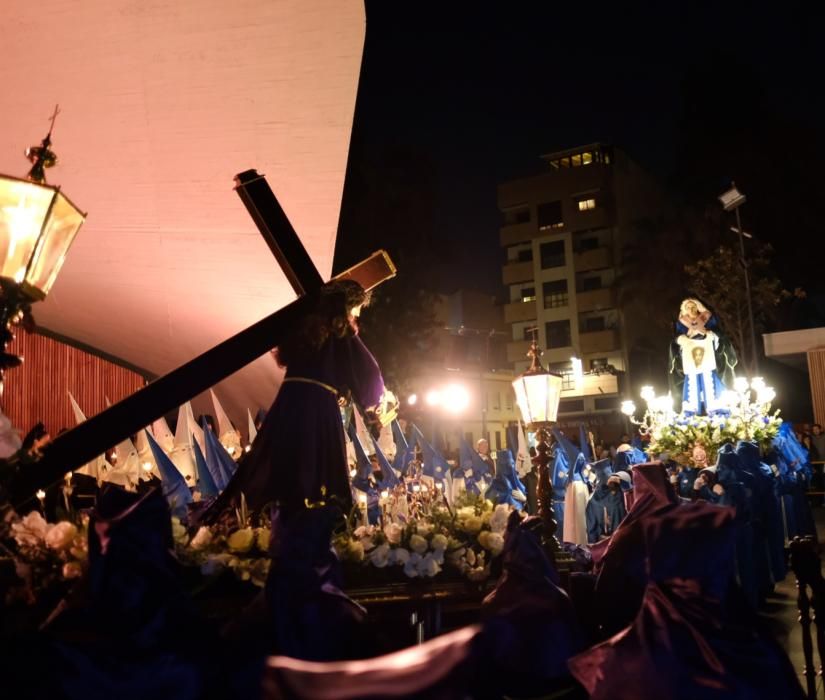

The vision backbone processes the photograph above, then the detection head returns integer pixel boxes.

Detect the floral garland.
[647,408,782,464]
[172,493,516,588]
[1,491,517,607]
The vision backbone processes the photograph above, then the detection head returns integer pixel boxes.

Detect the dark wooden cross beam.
[10,170,395,504]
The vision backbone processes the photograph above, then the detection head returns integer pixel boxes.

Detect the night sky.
[335,2,823,297]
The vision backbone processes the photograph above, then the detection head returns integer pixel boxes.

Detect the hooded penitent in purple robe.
[568,502,804,700]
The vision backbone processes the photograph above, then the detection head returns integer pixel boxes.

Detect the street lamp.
[0,108,86,393]
[511,335,564,562]
[718,182,758,374]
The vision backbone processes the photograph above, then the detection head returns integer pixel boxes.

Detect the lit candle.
[358,492,368,527]
[36,489,46,512]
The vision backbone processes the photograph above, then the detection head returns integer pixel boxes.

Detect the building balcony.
[560,371,621,399]
[574,246,612,272]
[579,328,620,354]
[499,221,535,247]
[504,299,537,324]
[567,206,610,232]
[576,286,615,313]
[502,260,534,285]
[506,339,533,364]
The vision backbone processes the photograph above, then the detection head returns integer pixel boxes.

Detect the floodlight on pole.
[718,181,758,374]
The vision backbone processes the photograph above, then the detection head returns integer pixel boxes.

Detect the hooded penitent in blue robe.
[485,449,527,510]
[772,422,816,540]
[586,459,627,544]
[668,461,700,500]
[735,440,786,589]
[713,444,757,609]
[459,436,494,495]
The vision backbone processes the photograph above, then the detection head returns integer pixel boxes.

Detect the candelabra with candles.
[621,378,781,463]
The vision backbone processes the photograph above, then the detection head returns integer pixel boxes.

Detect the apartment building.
[498,143,661,434]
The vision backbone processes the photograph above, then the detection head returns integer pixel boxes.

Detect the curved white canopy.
[1,0,365,428]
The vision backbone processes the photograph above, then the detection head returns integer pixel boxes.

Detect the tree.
[684,243,783,377]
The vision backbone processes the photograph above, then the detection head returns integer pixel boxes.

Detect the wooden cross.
[10,170,395,503]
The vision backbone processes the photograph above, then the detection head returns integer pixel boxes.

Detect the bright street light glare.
[407,393,418,406]
[442,383,470,414]
[425,389,441,407]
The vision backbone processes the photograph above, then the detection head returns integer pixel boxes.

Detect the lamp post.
[511,335,565,562]
[718,182,758,374]
[0,107,86,394]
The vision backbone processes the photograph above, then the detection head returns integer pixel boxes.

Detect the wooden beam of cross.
[10,170,395,504]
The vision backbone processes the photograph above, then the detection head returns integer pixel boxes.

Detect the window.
[583,316,606,332]
[543,279,568,308]
[516,248,533,262]
[590,357,609,370]
[493,392,501,410]
[581,276,601,291]
[578,198,596,211]
[537,201,563,230]
[540,240,565,268]
[520,286,536,303]
[558,399,584,413]
[495,431,502,450]
[577,237,599,252]
[545,320,571,349]
[582,151,593,165]
[550,361,575,390]
[571,154,582,167]
[595,397,621,411]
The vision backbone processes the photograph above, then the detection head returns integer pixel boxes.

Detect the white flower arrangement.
[332,495,515,583]
[3,511,88,603]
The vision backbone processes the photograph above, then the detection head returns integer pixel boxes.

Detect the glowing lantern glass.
[0,173,85,299]
[512,338,563,427]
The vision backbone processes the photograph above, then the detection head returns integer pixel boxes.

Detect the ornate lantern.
[0,108,86,392]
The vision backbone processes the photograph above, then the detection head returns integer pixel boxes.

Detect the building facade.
[498,143,661,439]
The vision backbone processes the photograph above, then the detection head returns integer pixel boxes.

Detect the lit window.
[521,286,536,303]
[578,198,596,211]
[571,154,582,167]
[582,152,593,165]
[560,157,570,168]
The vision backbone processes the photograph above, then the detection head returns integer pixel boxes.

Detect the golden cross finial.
[48,104,61,136]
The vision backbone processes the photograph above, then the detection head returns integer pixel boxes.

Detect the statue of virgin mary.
[668,298,738,415]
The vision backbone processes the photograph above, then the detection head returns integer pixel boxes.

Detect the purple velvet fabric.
[263,625,481,700]
[41,485,213,699]
[479,513,584,696]
[265,506,369,661]
[219,333,384,513]
[592,462,680,636]
[569,503,805,700]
